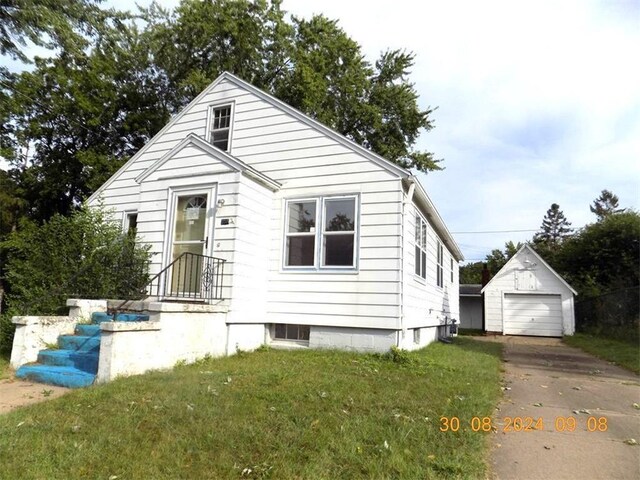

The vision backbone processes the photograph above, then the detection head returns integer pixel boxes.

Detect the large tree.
[590,189,624,221]
[555,211,640,297]
[1,24,171,220]
[142,0,439,171]
[2,0,441,222]
[0,0,119,61]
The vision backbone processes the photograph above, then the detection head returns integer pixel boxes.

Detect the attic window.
[210,105,232,151]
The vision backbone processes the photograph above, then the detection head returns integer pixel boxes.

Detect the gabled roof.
[87,71,462,259]
[135,133,280,191]
[480,244,577,295]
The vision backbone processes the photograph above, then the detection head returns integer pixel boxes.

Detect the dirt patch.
[0,377,69,414]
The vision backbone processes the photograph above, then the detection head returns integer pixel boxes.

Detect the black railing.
[147,252,226,301]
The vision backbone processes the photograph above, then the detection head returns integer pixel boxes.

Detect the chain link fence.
[575,286,639,341]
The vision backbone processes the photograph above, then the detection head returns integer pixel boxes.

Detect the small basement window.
[210,105,232,151]
[274,324,310,342]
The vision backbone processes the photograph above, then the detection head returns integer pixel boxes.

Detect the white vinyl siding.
[91,77,453,331]
[402,201,459,336]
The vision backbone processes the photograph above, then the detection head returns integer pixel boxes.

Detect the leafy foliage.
[1,205,151,318]
[590,189,624,221]
[0,0,120,61]
[459,261,484,284]
[555,211,640,297]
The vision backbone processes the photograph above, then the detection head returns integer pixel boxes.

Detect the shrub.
[0,205,151,351]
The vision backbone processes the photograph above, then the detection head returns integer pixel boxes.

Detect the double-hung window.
[210,105,232,151]
[284,195,358,269]
[415,214,427,279]
[436,240,444,288]
[450,257,454,283]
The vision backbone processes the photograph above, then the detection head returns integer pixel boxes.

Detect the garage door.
[503,294,563,337]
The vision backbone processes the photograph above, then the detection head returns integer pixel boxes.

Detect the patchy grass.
[0,353,11,380]
[564,334,640,374]
[0,338,502,479]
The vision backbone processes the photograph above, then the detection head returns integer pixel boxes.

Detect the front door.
[167,187,215,297]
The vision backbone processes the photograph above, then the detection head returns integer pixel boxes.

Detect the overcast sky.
[4,0,639,262]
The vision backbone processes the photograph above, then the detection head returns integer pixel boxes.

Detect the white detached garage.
[482,245,577,337]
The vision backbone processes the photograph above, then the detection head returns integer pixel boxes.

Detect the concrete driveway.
[480,335,640,480]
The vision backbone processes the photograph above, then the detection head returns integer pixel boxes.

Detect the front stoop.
[15,312,149,389]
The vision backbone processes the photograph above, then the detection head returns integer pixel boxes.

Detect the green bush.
[0,206,151,351]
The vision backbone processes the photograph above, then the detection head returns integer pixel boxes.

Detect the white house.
[88,71,463,353]
[481,244,576,337]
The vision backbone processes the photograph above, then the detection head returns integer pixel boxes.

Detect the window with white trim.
[436,240,444,288]
[285,200,317,266]
[209,105,232,151]
[123,212,138,235]
[274,324,310,342]
[284,195,358,269]
[414,214,427,279]
[450,257,454,283]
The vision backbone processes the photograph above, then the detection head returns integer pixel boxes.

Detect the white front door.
[166,186,216,297]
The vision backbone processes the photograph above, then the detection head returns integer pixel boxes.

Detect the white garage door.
[503,294,563,337]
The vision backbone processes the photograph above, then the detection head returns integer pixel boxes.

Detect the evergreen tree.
[590,189,624,221]
[533,203,573,250]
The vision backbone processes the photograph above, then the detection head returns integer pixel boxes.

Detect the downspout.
[399,178,416,347]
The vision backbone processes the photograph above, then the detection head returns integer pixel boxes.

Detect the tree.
[533,203,573,252]
[485,241,523,276]
[1,23,171,220]
[555,211,640,297]
[0,0,118,61]
[590,189,624,221]
[459,261,483,284]
[143,0,439,171]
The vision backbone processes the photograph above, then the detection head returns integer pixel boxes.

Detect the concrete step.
[15,365,96,388]
[91,312,150,323]
[75,324,101,336]
[37,349,99,373]
[58,335,101,353]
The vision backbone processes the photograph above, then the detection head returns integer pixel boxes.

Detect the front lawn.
[564,333,639,374]
[0,338,502,479]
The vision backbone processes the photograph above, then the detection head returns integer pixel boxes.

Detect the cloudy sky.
[4,0,639,262]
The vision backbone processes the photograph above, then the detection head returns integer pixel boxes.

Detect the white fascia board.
[408,176,464,261]
[218,71,411,180]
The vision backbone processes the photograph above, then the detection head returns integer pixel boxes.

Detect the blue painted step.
[16,365,95,388]
[38,349,99,373]
[91,312,150,323]
[58,335,101,352]
[75,323,101,336]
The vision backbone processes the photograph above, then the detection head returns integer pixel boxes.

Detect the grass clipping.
[0,337,502,479]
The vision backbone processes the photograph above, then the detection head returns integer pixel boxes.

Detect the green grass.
[564,333,640,374]
[0,338,502,479]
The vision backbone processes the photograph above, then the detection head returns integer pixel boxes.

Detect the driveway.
[479,335,640,480]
